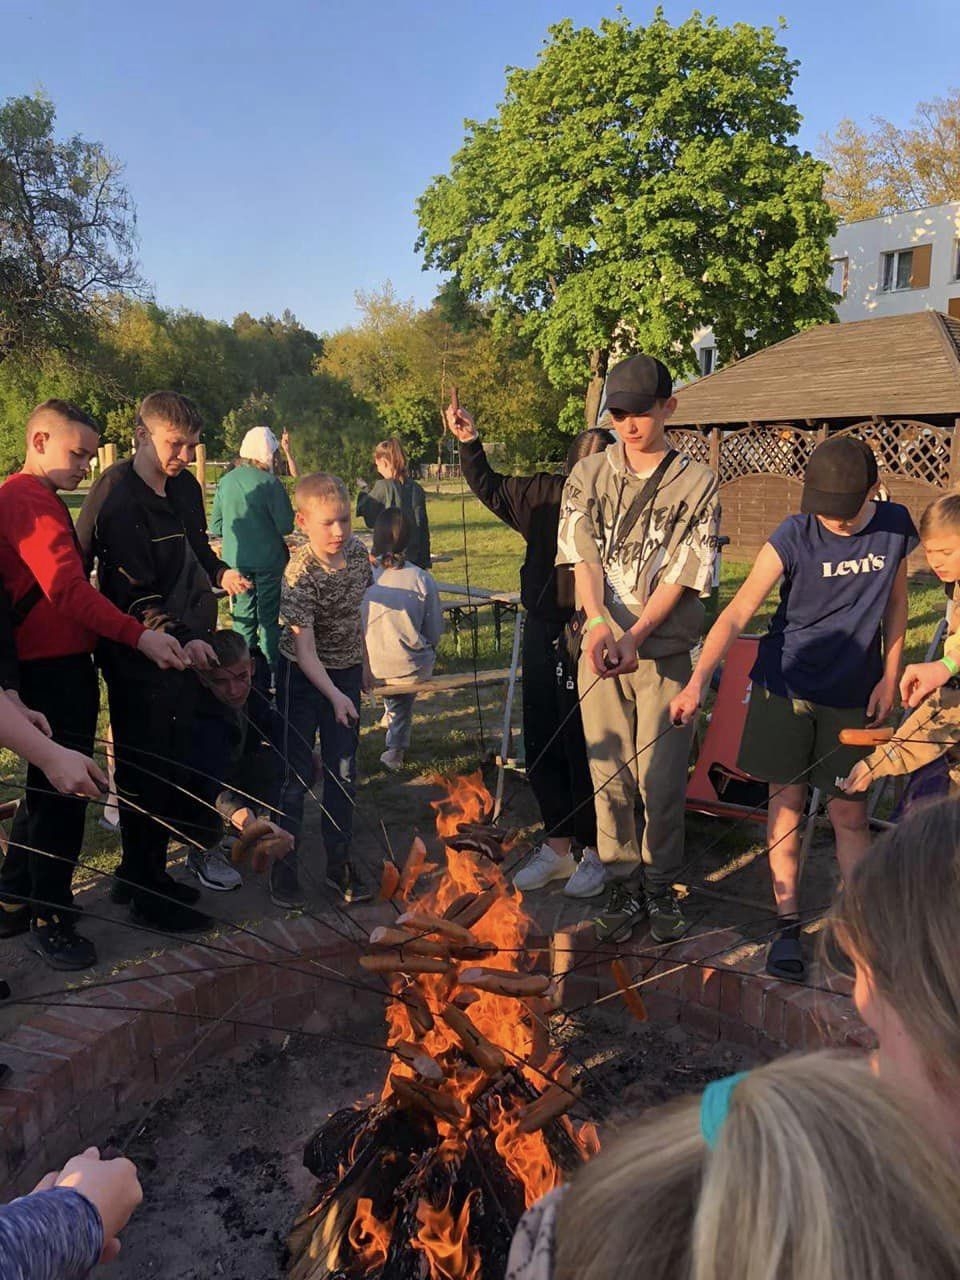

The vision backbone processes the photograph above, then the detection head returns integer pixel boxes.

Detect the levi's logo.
[822,553,886,577]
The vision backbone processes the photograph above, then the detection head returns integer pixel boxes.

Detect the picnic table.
[434,581,522,655]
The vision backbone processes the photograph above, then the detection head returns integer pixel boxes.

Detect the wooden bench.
[376,668,521,698]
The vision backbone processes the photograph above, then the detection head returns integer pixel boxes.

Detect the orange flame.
[349,774,599,1275]
[347,1198,395,1269]
[411,1192,481,1280]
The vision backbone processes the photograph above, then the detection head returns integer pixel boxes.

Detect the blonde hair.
[554,1052,960,1280]
[919,492,960,540]
[831,797,960,1095]
[374,437,407,483]
[294,472,349,512]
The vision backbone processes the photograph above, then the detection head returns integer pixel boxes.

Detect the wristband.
[586,616,607,633]
[940,655,959,678]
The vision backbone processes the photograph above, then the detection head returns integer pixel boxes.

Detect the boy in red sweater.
[0,400,185,969]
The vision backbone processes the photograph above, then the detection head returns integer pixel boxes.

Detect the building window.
[954,238,960,281]
[699,346,716,376]
[881,248,914,292]
[829,257,849,298]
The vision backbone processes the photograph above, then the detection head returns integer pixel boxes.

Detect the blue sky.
[2,0,958,335]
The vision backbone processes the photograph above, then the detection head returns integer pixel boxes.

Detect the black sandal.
[766,918,806,983]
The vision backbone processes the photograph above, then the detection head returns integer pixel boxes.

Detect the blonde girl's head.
[373,438,407,483]
[552,1052,960,1280]
[830,797,960,1098]
[918,492,960,582]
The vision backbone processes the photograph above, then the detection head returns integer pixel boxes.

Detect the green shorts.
[736,685,870,800]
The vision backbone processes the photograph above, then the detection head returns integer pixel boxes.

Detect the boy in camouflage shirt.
[275,473,373,906]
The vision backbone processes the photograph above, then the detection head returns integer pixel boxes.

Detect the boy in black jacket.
[445,404,614,894]
[77,391,251,931]
[181,630,291,891]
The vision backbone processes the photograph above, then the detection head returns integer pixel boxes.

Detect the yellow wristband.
[941,655,959,678]
[586,616,607,632]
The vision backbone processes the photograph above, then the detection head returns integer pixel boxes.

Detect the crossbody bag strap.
[610,449,677,560]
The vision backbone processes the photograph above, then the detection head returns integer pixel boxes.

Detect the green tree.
[821,90,960,220]
[0,92,142,364]
[416,10,836,423]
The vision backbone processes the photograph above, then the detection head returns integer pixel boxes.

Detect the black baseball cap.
[604,354,673,414]
[801,437,879,520]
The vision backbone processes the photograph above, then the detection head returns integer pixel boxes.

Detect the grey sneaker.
[187,846,242,892]
[563,847,608,899]
[514,845,576,892]
[594,883,647,944]
[646,889,689,943]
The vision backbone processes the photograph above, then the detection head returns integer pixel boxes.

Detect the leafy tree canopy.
[416,10,837,422]
[821,90,960,222]
[0,91,142,363]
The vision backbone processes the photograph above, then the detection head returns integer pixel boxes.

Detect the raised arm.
[445,405,538,536]
[670,542,785,725]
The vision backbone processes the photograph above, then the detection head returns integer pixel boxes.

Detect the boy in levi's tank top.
[671,437,917,985]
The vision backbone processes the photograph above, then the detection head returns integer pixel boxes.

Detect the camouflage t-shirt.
[279,535,372,669]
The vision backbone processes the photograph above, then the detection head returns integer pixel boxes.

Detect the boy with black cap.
[556,353,719,943]
[671,435,916,982]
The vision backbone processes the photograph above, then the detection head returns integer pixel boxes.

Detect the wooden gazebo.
[669,311,960,559]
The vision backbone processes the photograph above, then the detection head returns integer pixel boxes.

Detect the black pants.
[103,661,199,893]
[0,654,99,918]
[522,614,597,847]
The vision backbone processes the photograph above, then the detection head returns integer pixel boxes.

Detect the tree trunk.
[584,347,610,427]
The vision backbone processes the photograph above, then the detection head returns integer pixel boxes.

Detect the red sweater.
[0,473,145,662]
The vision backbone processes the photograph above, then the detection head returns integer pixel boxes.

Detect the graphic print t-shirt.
[750,503,918,708]
[278,536,373,669]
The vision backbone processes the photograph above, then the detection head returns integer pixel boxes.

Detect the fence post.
[949,418,960,489]
[709,427,721,474]
[104,443,117,468]
[196,443,207,492]
[97,446,107,472]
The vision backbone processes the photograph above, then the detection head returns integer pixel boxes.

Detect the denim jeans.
[383,689,417,751]
[276,657,361,875]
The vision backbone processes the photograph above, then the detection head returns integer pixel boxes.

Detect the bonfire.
[288,774,599,1280]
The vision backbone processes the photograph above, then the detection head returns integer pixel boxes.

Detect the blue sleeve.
[766,517,798,575]
[421,572,444,648]
[0,1188,103,1279]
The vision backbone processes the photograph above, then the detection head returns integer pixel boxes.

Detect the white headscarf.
[239,426,279,466]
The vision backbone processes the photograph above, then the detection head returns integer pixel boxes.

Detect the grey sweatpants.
[577,649,693,892]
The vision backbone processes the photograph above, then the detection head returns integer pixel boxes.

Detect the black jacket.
[459,438,572,622]
[356,476,431,570]
[77,461,227,665]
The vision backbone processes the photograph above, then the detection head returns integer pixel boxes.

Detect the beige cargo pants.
[577,648,694,892]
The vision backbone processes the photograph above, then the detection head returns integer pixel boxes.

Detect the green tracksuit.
[211,463,294,671]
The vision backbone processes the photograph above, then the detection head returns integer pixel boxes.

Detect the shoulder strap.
[11,581,43,628]
[610,449,678,559]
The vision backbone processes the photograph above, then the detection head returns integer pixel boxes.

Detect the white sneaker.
[187,846,242,892]
[380,748,404,772]
[513,845,576,892]
[563,847,608,899]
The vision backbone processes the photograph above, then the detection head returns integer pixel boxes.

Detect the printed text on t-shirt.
[821,554,886,577]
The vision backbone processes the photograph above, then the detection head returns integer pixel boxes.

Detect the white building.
[693,199,960,377]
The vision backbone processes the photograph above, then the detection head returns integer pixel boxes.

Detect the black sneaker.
[269,860,305,909]
[646,889,689,943]
[28,915,97,971]
[0,901,30,938]
[130,896,211,934]
[112,874,200,908]
[594,882,647,944]
[325,862,372,905]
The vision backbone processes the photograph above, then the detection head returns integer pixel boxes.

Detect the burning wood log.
[449,886,500,931]
[440,1005,507,1074]
[456,820,511,843]
[392,1040,444,1082]
[390,1075,469,1124]
[517,1081,582,1133]
[396,910,477,946]
[458,967,554,998]
[359,951,452,976]
[368,925,451,959]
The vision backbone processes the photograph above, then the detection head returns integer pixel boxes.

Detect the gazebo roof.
[671,311,960,427]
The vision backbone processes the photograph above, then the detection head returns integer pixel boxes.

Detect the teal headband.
[700,1071,749,1149]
